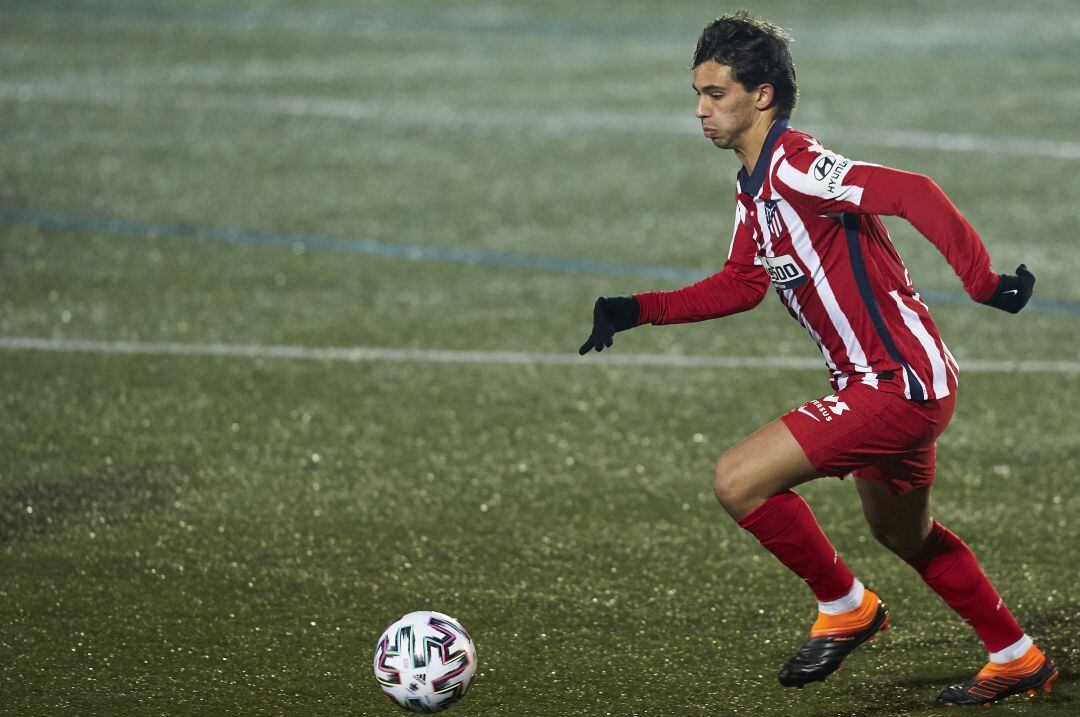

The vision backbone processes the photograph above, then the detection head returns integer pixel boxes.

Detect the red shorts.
[780,382,956,495]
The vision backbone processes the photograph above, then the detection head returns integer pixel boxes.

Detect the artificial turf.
[2,1,1078,714]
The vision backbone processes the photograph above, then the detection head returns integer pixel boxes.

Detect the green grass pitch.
[1,1,1078,715]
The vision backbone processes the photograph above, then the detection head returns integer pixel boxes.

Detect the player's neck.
[734,116,780,173]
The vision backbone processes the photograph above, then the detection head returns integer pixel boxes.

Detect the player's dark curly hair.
[692,11,798,119]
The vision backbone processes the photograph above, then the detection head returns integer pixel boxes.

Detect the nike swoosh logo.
[1004,289,1019,295]
[797,406,821,422]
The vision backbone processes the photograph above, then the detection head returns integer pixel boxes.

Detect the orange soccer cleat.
[938,643,1058,707]
[778,587,889,688]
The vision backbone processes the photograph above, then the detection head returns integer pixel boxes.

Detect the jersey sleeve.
[634,204,769,325]
[772,143,999,302]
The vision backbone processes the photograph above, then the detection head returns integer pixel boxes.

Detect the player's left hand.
[578,296,640,355]
[982,264,1035,314]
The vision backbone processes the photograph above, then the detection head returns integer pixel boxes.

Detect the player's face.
[692,61,758,150]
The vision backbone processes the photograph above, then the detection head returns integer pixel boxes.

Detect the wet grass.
[2,1,1078,714]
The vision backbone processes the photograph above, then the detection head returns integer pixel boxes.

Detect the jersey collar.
[737,119,790,196]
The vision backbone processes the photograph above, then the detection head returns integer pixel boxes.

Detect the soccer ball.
[373,611,478,712]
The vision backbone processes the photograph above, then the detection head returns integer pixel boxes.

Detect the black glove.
[578,296,640,355]
[981,264,1035,314]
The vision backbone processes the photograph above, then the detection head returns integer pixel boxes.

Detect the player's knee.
[867,523,924,559]
[866,523,893,549]
[713,453,747,513]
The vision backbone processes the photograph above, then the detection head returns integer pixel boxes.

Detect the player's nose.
[695,96,709,119]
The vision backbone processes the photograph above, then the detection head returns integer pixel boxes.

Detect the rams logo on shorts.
[761,253,808,290]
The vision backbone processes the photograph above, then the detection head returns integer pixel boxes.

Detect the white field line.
[2,336,1079,374]
[3,80,1080,160]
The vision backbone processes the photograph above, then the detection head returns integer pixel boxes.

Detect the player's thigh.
[715,418,821,515]
[855,479,933,558]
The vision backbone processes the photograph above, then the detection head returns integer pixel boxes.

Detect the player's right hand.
[981,264,1035,314]
[578,296,640,355]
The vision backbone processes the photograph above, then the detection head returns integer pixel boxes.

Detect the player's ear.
[754,83,776,111]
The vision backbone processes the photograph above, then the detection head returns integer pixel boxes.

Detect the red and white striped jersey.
[635,120,1001,401]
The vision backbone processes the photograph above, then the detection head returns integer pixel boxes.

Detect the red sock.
[904,520,1024,653]
[737,491,855,602]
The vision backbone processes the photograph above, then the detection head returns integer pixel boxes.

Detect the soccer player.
[579,12,1057,707]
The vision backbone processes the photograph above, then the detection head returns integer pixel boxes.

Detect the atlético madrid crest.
[763,200,786,238]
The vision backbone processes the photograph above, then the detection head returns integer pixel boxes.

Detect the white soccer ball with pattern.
[373,611,477,712]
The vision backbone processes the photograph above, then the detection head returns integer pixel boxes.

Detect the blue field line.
[0,211,695,282]
[2,210,1079,315]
